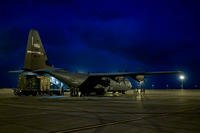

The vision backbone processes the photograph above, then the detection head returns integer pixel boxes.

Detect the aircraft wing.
[88,71,182,76]
[79,71,183,90]
[88,71,183,81]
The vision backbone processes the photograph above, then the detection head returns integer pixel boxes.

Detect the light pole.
[166,84,169,89]
[152,84,154,89]
[179,75,185,89]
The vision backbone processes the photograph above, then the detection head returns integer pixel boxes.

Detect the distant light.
[179,75,185,80]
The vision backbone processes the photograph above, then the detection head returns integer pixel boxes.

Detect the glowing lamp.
[179,75,185,80]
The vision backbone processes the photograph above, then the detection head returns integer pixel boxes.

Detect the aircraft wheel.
[16,91,22,96]
[75,88,79,97]
[96,89,105,95]
[70,88,73,96]
[70,88,74,97]
[61,89,64,95]
[80,91,86,97]
[49,91,53,96]
[80,93,83,97]
[32,91,37,96]
[24,91,29,96]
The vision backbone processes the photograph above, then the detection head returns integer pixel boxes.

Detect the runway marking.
[51,115,157,133]
[0,112,48,119]
[50,107,198,133]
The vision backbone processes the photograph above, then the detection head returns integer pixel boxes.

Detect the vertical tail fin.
[24,29,51,71]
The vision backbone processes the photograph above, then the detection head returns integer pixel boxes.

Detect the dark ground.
[0,89,200,133]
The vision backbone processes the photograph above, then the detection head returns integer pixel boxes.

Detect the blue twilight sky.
[0,0,199,88]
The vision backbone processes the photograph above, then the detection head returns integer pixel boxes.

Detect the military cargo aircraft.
[10,29,183,96]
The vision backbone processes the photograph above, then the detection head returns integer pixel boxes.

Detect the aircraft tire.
[70,88,73,96]
[75,88,79,97]
[96,88,105,96]
[32,91,37,96]
[24,91,29,96]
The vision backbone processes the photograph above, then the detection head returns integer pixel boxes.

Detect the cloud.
[0,0,200,87]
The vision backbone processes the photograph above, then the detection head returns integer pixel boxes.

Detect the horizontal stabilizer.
[8,70,24,73]
[33,67,62,73]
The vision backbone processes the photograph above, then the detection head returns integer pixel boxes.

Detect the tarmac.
[0,89,200,133]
